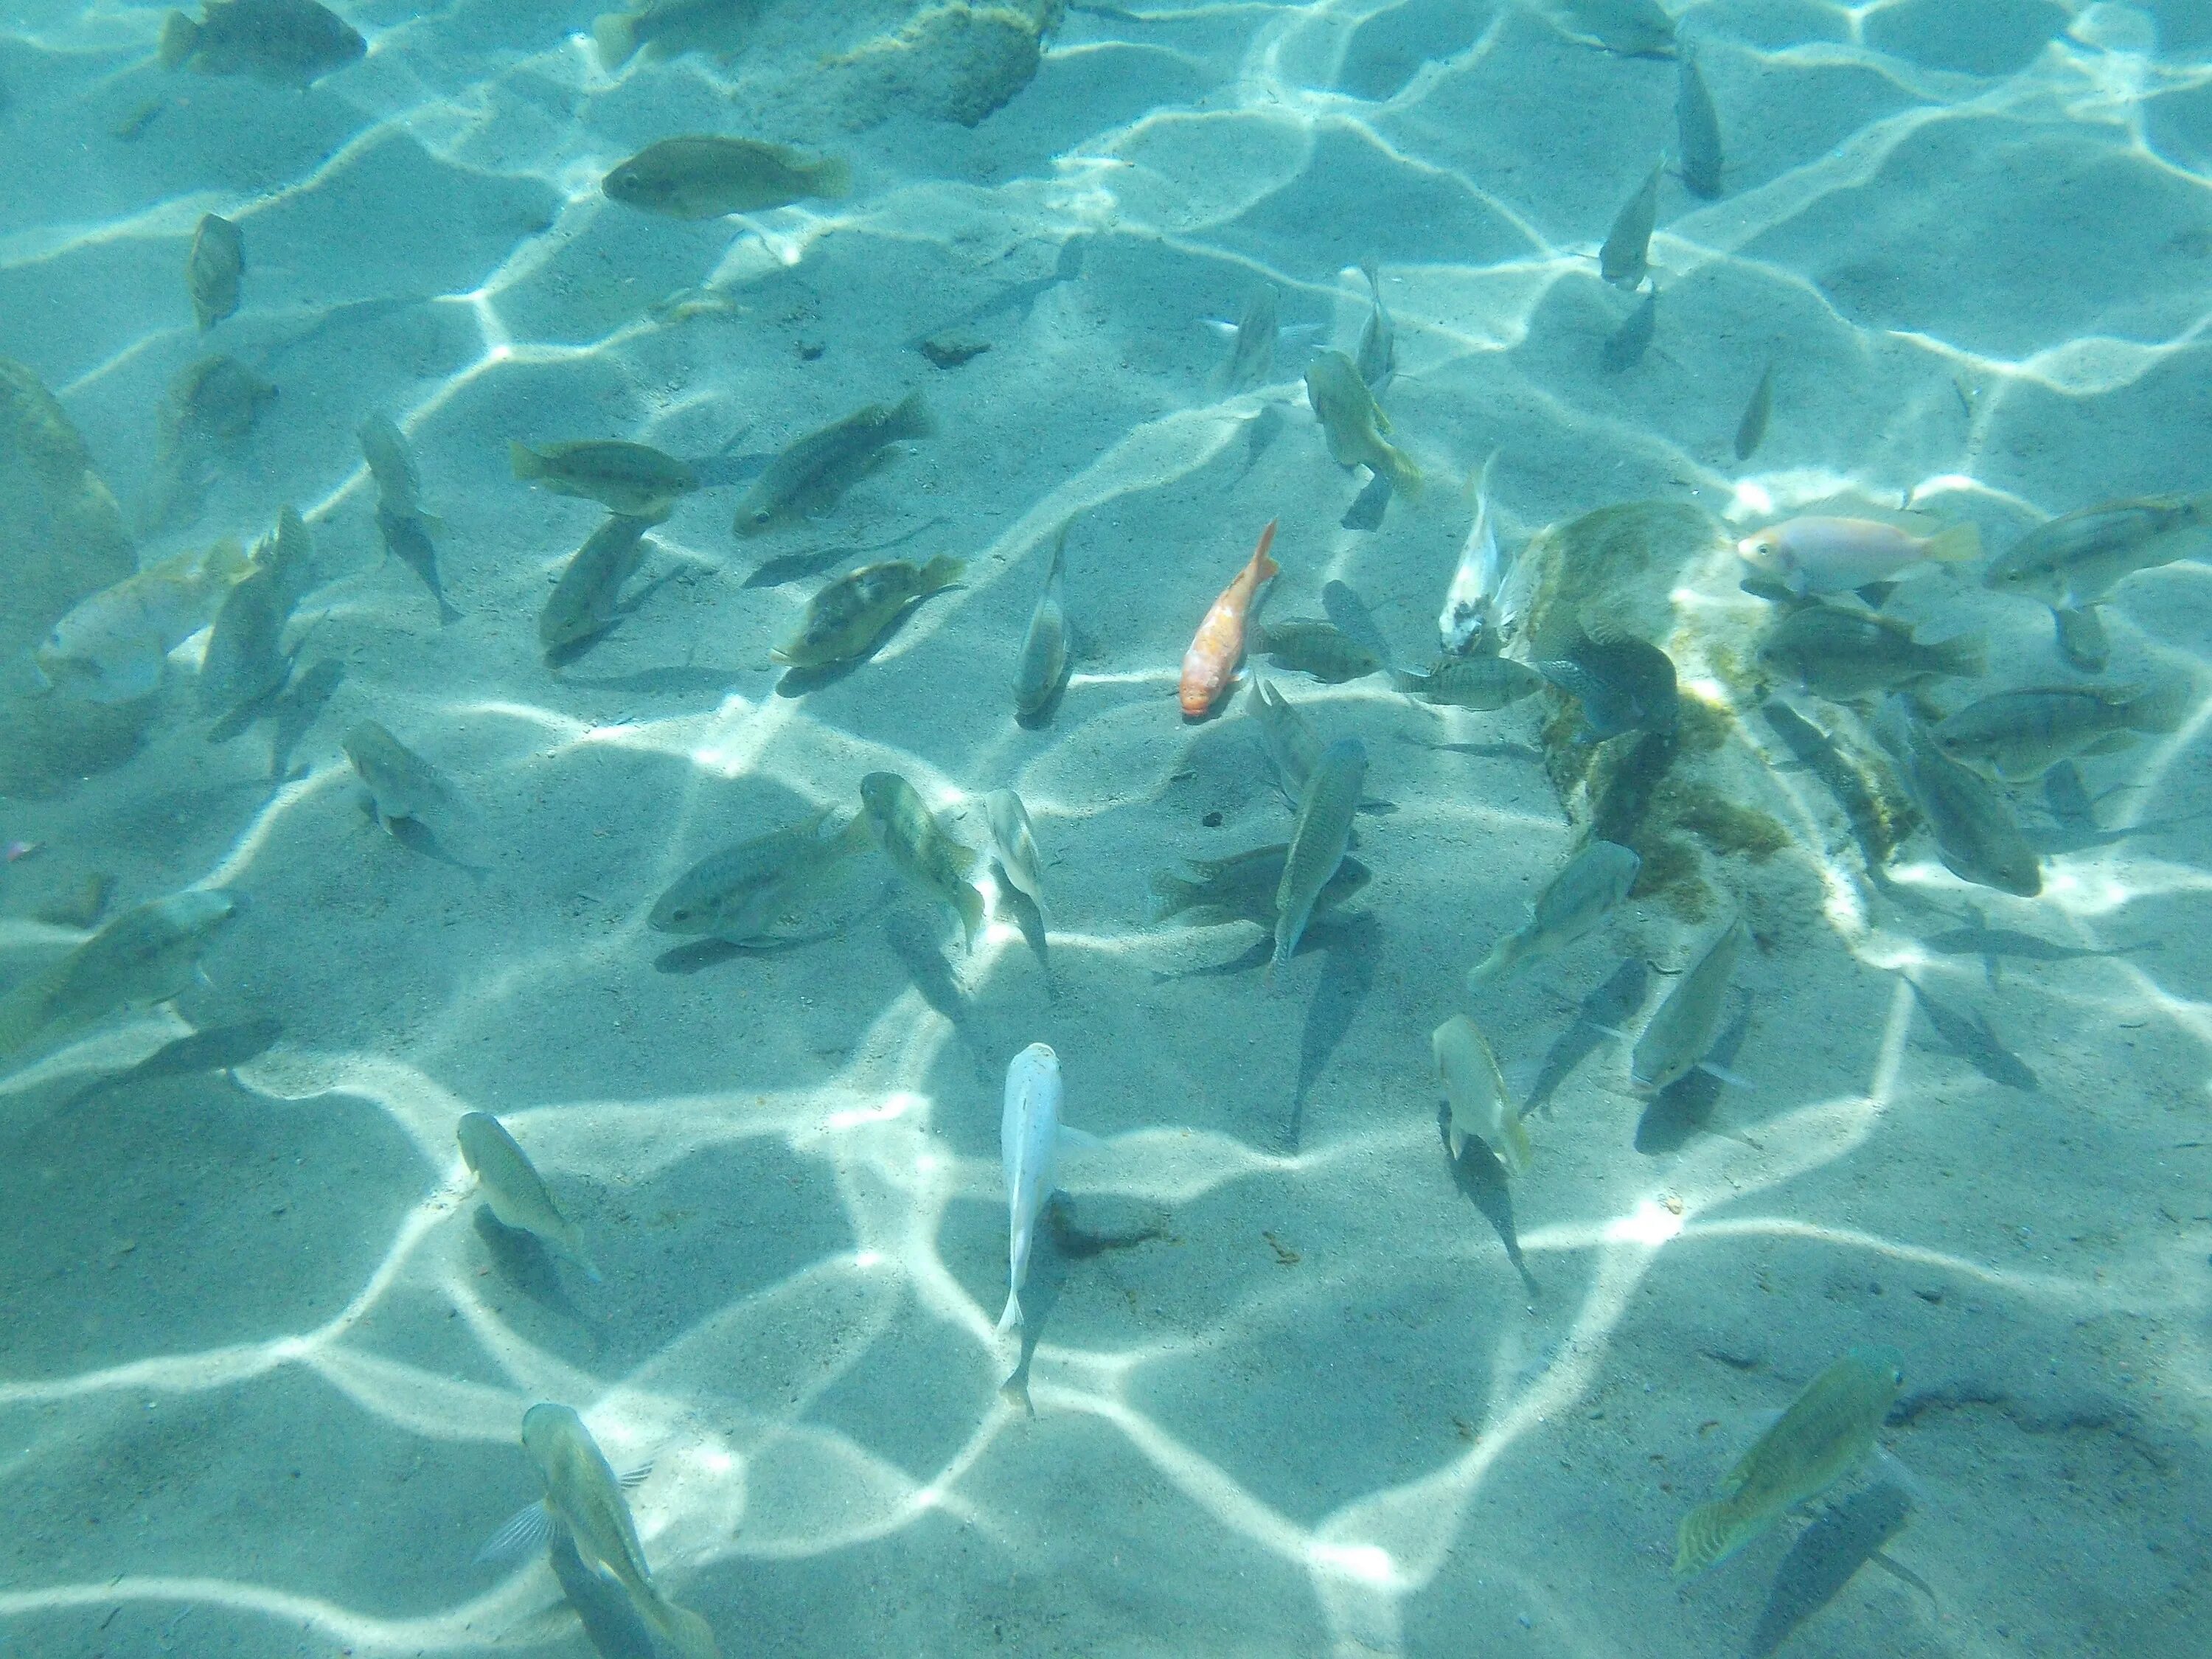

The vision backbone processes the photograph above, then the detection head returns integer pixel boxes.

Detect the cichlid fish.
[1270,737,1365,981]
[1630,917,1747,1096]
[159,0,366,85]
[2052,603,2107,673]
[1393,655,1545,711]
[734,394,932,536]
[998,1043,1098,1332]
[1675,44,1722,198]
[1469,839,1640,985]
[602,135,850,220]
[1932,681,2192,783]
[1252,619,1382,684]
[1304,349,1421,495]
[1733,362,1774,462]
[35,538,251,703]
[343,720,473,840]
[1433,1014,1532,1174]
[1879,698,2041,897]
[0,888,243,1061]
[198,507,311,718]
[1545,0,1677,57]
[358,412,422,515]
[1012,521,1071,720]
[648,810,870,945]
[518,1405,720,1659]
[1439,451,1507,655]
[1737,515,1979,596]
[1599,160,1664,287]
[539,512,658,651]
[378,504,462,626]
[1599,282,1657,372]
[773,554,963,669]
[981,790,1047,920]
[1180,520,1279,718]
[1674,1346,1904,1579]
[1214,282,1278,394]
[1983,494,2212,608]
[187,213,243,330]
[592,0,754,68]
[859,771,985,947]
[1537,625,1679,740]
[1354,257,1394,389]
[1246,675,1320,803]
[1149,844,1370,928]
[457,1112,602,1281]
[1759,605,1983,699]
[511,439,698,519]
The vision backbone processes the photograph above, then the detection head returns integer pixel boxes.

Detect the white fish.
[997,1043,1098,1333]
[1439,451,1506,655]
[35,539,251,703]
[981,789,1047,920]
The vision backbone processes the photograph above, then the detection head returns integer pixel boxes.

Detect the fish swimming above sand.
[0,888,244,1062]
[1354,257,1394,389]
[998,1043,1099,1333]
[1879,698,2041,897]
[376,504,462,626]
[1304,349,1422,496]
[1439,451,1507,655]
[1674,1346,1905,1579]
[1270,737,1365,981]
[1737,515,1980,597]
[1676,44,1723,198]
[343,719,476,844]
[198,504,313,719]
[1599,160,1664,287]
[457,1112,602,1281]
[1149,844,1371,928]
[1630,917,1748,1096]
[1214,282,1279,394]
[1252,619,1382,685]
[1469,839,1640,985]
[159,0,366,85]
[602,136,851,220]
[594,0,757,69]
[734,393,932,537]
[1245,675,1321,804]
[1180,519,1279,719]
[1982,493,2212,608]
[981,790,1047,920]
[1012,521,1071,720]
[1433,1014,1532,1174]
[34,538,251,703]
[187,212,243,330]
[1733,363,1774,462]
[1932,681,2192,784]
[1759,605,1983,700]
[540,512,660,653]
[1393,655,1545,711]
[649,809,872,947]
[512,439,698,519]
[358,411,422,516]
[859,771,985,947]
[773,554,964,669]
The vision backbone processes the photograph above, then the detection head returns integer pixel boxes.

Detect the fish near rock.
[1738,515,1979,596]
[1439,451,1507,655]
[35,538,251,703]
[539,512,658,652]
[602,136,851,220]
[1932,681,2193,784]
[1629,917,1747,1096]
[859,771,986,947]
[1304,349,1421,496]
[0,888,243,1061]
[1270,737,1365,981]
[773,553,964,669]
[1759,605,1983,700]
[159,0,366,85]
[511,439,698,519]
[1012,521,1071,720]
[187,213,243,330]
[1469,839,1638,985]
[457,1111,602,1282]
[1879,698,2041,897]
[734,393,932,537]
[1536,623,1678,741]
[1433,1014,1532,1174]
[647,810,871,945]
[1180,520,1279,719]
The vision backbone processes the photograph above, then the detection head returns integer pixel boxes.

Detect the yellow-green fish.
[1630,917,1747,1096]
[1252,619,1382,684]
[511,439,698,518]
[1304,349,1420,495]
[198,506,311,718]
[592,0,754,69]
[187,212,243,330]
[858,771,984,947]
[1433,1014,1531,1174]
[1270,736,1365,980]
[647,810,871,945]
[456,1112,601,1281]
[1931,681,2192,783]
[602,136,851,220]
[981,789,1046,919]
[539,512,658,652]
[1983,494,2212,608]
[1674,1346,1904,1578]
[734,393,932,536]
[358,411,423,515]
[1880,700,2041,897]
[159,0,366,86]
[0,888,243,1060]
[772,554,962,669]
[35,538,252,703]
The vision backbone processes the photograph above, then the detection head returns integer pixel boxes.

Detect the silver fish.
[1012,520,1070,720]
[1879,699,2041,897]
[1215,282,1279,394]
[358,411,422,515]
[1438,449,1506,655]
[1393,655,1545,710]
[457,1111,602,1281]
[1270,737,1365,980]
[0,888,243,1060]
[981,789,1047,920]
[648,810,871,945]
[1932,682,2192,784]
[859,772,985,947]
[1469,839,1639,985]
[1983,494,2212,608]
[1247,675,1321,804]
[1354,257,1394,389]
[1630,917,1748,1096]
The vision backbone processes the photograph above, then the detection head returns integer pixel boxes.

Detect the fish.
[981,790,1046,920]
[159,0,366,85]
[648,810,870,945]
[1545,0,1677,57]
[734,394,932,536]
[1392,655,1545,710]
[1252,619,1382,684]
[1469,839,1640,985]
[540,513,658,652]
[601,136,850,220]
[157,354,276,462]
[1433,1014,1532,1173]
[1674,1346,1905,1579]
[1536,625,1679,740]
[1354,257,1394,389]
[342,720,471,838]
[1599,282,1656,372]
[592,0,754,67]
[1214,282,1278,394]
[998,1043,1098,1332]
[198,507,312,718]
[1759,698,1913,877]
[1676,44,1723,198]
[457,1112,602,1281]
[60,1016,283,1109]
[1759,605,1983,699]
[34,538,252,703]
[1599,160,1664,287]
[1179,519,1279,719]
[1983,494,2212,608]
[1012,521,1071,720]
[0,888,244,1061]
[1630,917,1749,1096]
[1438,451,1507,655]
[858,771,985,947]
[1270,737,1366,981]
[1930,681,2192,783]
[1246,675,1320,803]
[772,554,963,669]
[186,213,243,330]
[1304,349,1422,495]
[378,504,463,626]
[1148,845,1371,928]
[358,412,424,516]
[1736,516,1980,596]
[510,439,698,518]
[1733,362,1775,462]
[518,1405,721,1659]
[1878,699,2042,897]
[2052,603,2107,673]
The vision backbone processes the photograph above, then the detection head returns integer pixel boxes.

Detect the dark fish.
[187,213,243,330]
[1537,627,1678,741]
[1675,44,1723,198]
[1392,655,1545,710]
[734,393,933,536]
[1340,469,1391,529]
[1527,956,1649,1113]
[1599,283,1655,372]
[1879,701,2042,897]
[773,554,963,668]
[1599,160,1663,287]
[61,1017,284,1108]
[1759,604,1982,700]
[377,504,462,625]
[159,0,366,86]
[1905,978,2037,1092]
[2053,603,2109,672]
[601,136,851,220]
[1734,361,1774,461]
[540,513,656,652]
[2042,759,2096,826]
[1253,619,1382,684]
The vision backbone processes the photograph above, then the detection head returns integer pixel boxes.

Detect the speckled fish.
[1983,494,2212,608]
[1738,515,1980,596]
[1181,520,1279,719]
[648,810,869,945]
[1630,917,1747,1096]
[594,0,758,69]
[35,538,251,703]
[511,439,698,518]
[1393,655,1545,710]
[734,394,932,536]
[343,720,469,836]
[0,888,243,1060]
[1879,699,2041,897]
[1932,681,2192,783]
[1354,257,1394,389]
[602,136,851,220]
[1270,737,1365,981]
[1439,451,1506,654]
[518,1405,720,1659]
[1674,1347,1904,1579]
[457,1112,601,1281]
[1246,675,1320,804]
[981,790,1047,920]
[1148,844,1369,928]
[1214,282,1277,394]
[1599,160,1664,286]
[1304,349,1421,495]
[1759,605,1982,699]
[1012,521,1071,720]
[187,213,243,330]
[539,512,658,651]
[378,504,462,626]
[859,771,985,947]
[1675,44,1722,198]
[1433,1014,1532,1174]
[358,412,422,515]
[198,506,312,717]
[1537,626,1678,740]
[1733,363,1773,462]
[1546,0,1677,57]
[773,553,963,668]
[1253,619,1382,684]
[1469,839,1639,985]
[159,0,366,85]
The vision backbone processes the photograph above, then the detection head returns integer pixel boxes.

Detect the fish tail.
[591,13,639,67]
[811,155,855,199]
[1383,443,1424,501]
[644,1595,720,1659]
[1251,518,1280,580]
[888,391,935,440]
[996,1288,1022,1332]
[508,441,543,481]
[1500,1111,1534,1176]
[955,883,984,947]
[1932,632,1986,680]
[918,552,965,592]
[1672,1497,1749,1579]
[1921,521,1981,564]
[2127,677,2195,734]
[1465,938,1518,987]
[157,11,196,69]
[1145,872,1195,922]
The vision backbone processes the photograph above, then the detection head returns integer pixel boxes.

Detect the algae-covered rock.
[830,1,1065,128]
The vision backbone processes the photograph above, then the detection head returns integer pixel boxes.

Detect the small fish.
[1253,619,1382,684]
[1733,362,1774,462]
[1148,844,1370,928]
[2051,604,2108,674]
[858,771,985,947]
[1304,349,1422,495]
[1674,1347,1905,1579]
[0,888,244,1060]
[1438,451,1507,655]
[1012,521,1071,720]
[511,439,698,519]
[773,553,963,669]
[648,810,872,945]
[1246,675,1320,803]
[734,394,932,536]
[159,0,366,85]
[1180,519,1279,719]
[1600,282,1656,372]
[1759,605,1983,699]
[1469,839,1639,985]
[1675,44,1723,198]
[1546,0,1677,57]
[457,1112,602,1281]
[539,512,658,652]
[378,504,463,626]
[1354,257,1394,389]
[358,412,423,516]
[1599,160,1664,288]
[1983,494,2212,608]
[1879,699,2042,897]
[1905,979,2037,1092]
[1214,282,1278,394]
[1630,917,1748,1096]
[1537,625,1679,740]
[602,136,850,220]
[592,0,749,67]
[198,507,312,718]
[1736,515,1980,596]
[343,719,471,838]
[187,213,243,330]
[1931,681,2192,783]
[35,538,251,703]
[1392,655,1545,710]
[998,1043,1098,1332]
[1433,1014,1532,1173]
[517,1405,720,1659]
[981,790,1047,920]
[1270,737,1366,980]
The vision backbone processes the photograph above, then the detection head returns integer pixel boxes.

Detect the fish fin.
[157,11,196,69]
[918,553,966,592]
[811,156,854,200]
[890,391,934,440]
[955,882,984,948]
[2126,678,2194,734]
[1250,518,1281,580]
[1465,939,1519,987]
[508,441,542,481]
[1388,669,1427,695]
[1695,1060,1751,1089]
[1672,1497,1742,1579]
[1921,521,1980,564]
[1145,872,1195,921]
[475,1500,555,1563]
[619,1461,653,1489]
[996,1289,1022,1333]
[1057,1125,1105,1152]
[645,1599,721,1659]
[591,13,638,66]
[1446,1121,1466,1160]
[1930,633,1985,679]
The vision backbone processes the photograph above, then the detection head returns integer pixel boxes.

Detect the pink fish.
[1737,515,1980,595]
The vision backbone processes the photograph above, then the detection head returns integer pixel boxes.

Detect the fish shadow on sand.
[1439,1104,1535,1294]
[473,1206,586,1320]
[364,804,490,881]
[554,664,757,698]
[882,907,995,1082]
[548,1530,657,1659]
[650,934,824,975]
[773,589,956,698]
[1527,956,1647,1116]
[994,880,1056,997]
[1747,1481,1933,1658]
[1904,977,2038,1093]
[998,1195,1171,1415]
[1286,911,1380,1152]
[1392,731,1543,765]
[1635,991,1755,1155]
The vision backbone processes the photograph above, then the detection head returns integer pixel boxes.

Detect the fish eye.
[750,509,771,526]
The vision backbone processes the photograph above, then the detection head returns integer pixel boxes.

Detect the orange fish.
[1180,519,1279,719]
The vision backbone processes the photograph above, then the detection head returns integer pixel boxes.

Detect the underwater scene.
[1,1,2209,1655]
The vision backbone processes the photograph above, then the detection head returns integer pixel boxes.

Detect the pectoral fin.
[475,1500,556,1563]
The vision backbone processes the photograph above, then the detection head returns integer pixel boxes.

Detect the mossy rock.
[830,1,1065,128]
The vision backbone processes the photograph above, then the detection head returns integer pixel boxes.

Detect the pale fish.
[1543,0,1678,58]
[1982,494,2212,608]
[1736,515,1980,596]
[35,539,251,703]
[1270,737,1365,982]
[0,888,243,1061]
[647,810,872,945]
[457,1111,602,1281]
[1675,44,1722,198]
[1629,917,1748,1096]
[1012,520,1070,720]
[981,789,1046,921]
[540,512,658,652]
[1931,681,2193,784]
[998,1043,1100,1332]
[1433,1014,1532,1175]
[1438,451,1506,655]
[1468,840,1639,985]
[358,411,423,515]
